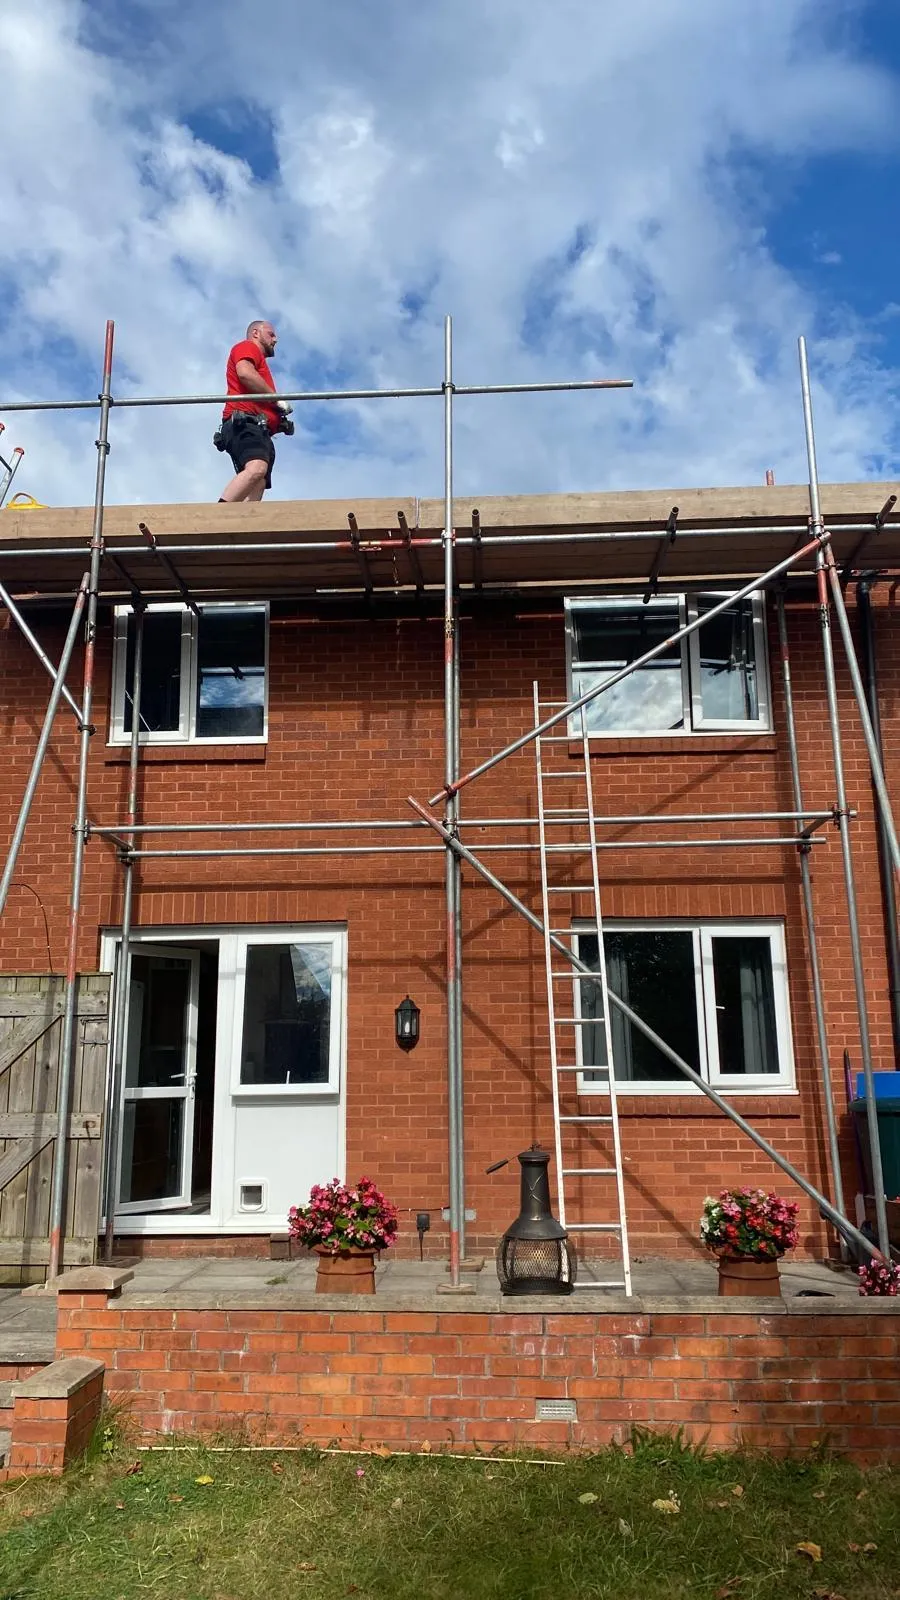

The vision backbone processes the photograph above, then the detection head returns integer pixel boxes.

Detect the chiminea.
[496,1145,575,1295]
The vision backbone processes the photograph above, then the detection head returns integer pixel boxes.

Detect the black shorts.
[221,414,276,487]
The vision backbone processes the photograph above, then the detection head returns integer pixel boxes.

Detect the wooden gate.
[0,975,109,1284]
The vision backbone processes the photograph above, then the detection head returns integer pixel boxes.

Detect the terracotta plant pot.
[314,1245,377,1295]
[717,1256,781,1297]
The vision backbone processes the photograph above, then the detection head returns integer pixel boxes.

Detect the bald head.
[246,320,277,357]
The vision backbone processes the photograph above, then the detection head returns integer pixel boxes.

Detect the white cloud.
[0,0,897,510]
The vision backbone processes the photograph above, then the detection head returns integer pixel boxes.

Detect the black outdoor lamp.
[395,995,420,1052]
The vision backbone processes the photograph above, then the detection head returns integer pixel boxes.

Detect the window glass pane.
[696,596,759,721]
[240,943,332,1086]
[572,605,683,732]
[124,611,182,733]
[579,930,700,1082]
[711,935,779,1074]
[196,607,265,738]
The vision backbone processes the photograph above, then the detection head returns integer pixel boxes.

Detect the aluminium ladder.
[532,682,632,1294]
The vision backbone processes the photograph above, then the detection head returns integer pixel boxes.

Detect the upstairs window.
[110,603,268,744]
[565,593,771,735]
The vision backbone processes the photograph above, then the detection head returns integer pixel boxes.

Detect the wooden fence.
[0,975,109,1284]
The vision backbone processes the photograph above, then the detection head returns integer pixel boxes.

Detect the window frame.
[572,918,795,1095]
[564,592,771,737]
[110,600,269,746]
[228,926,347,1100]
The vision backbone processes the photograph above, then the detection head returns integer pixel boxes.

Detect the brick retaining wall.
[56,1286,900,1461]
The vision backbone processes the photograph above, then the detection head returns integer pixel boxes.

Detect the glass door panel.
[117,949,199,1213]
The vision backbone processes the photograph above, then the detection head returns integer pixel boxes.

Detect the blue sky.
[0,0,898,507]
[757,9,900,358]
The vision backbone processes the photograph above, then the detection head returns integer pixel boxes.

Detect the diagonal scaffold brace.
[407,796,884,1266]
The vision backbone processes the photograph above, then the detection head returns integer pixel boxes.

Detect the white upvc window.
[110,602,268,745]
[573,920,795,1094]
[229,927,346,1098]
[565,593,771,736]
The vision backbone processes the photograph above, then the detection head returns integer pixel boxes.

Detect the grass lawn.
[1,1431,898,1600]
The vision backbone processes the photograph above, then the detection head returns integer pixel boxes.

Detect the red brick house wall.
[0,580,896,1259]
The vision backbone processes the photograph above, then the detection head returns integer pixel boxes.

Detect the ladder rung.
[555,1064,608,1073]
[541,772,577,779]
[562,1167,617,1176]
[573,1279,628,1291]
[560,1115,613,1123]
[564,1223,622,1233]
[543,809,589,817]
[546,884,594,893]
[537,700,570,710]
[551,969,598,979]
[538,734,578,743]
[555,1017,601,1026]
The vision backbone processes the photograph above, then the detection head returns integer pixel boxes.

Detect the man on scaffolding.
[215,319,294,501]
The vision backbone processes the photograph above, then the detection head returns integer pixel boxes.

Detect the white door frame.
[100,925,348,1234]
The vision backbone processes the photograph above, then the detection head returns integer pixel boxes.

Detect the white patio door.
[117,948,199,1214]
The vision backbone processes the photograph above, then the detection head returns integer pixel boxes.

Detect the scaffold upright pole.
[103,600,145,1260]
[775,590,846,1240]
[798,335,889,1260]
[442,314,466,1284]
[48,320,115,1281]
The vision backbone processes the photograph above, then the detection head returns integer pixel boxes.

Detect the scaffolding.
[0,321,898,1283]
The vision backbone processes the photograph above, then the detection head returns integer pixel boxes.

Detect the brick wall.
[1,583,897,1256]
[55,1290,900,1461]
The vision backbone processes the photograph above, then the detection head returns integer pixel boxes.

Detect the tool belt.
[214,412,292,448]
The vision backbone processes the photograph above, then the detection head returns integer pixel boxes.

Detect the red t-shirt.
[223,340,279,433]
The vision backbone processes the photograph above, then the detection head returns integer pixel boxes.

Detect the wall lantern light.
[395,995,420,1052]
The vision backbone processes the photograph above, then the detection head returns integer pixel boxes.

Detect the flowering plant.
[700,1188,799,1261]
[288,1177,399,1255]
[858,1258,900,1297]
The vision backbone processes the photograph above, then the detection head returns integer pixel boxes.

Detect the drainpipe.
[857,578,900,1064]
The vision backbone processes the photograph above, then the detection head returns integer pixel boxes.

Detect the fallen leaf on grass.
[796,1541,823,1562]
[855,1488,868,1500]
[618,1518,633,1538]
[391,1498,403,1510]
[271,1461,283,1476]
[812,1490,826,1499]
[167,1494,184,1504]
[297,1563,317,1573]
[730,1484,744,1498]
[194,1475,214,1486]
[652,1497,681,1515]
[812,1591,847,1600]
[114,1501,125,1511]
[715,1581,744,1599]
[124,1462,142,1477]
[577,1492,599,1505]
[419,1440,432,1454]
[372,1445,392,1459]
